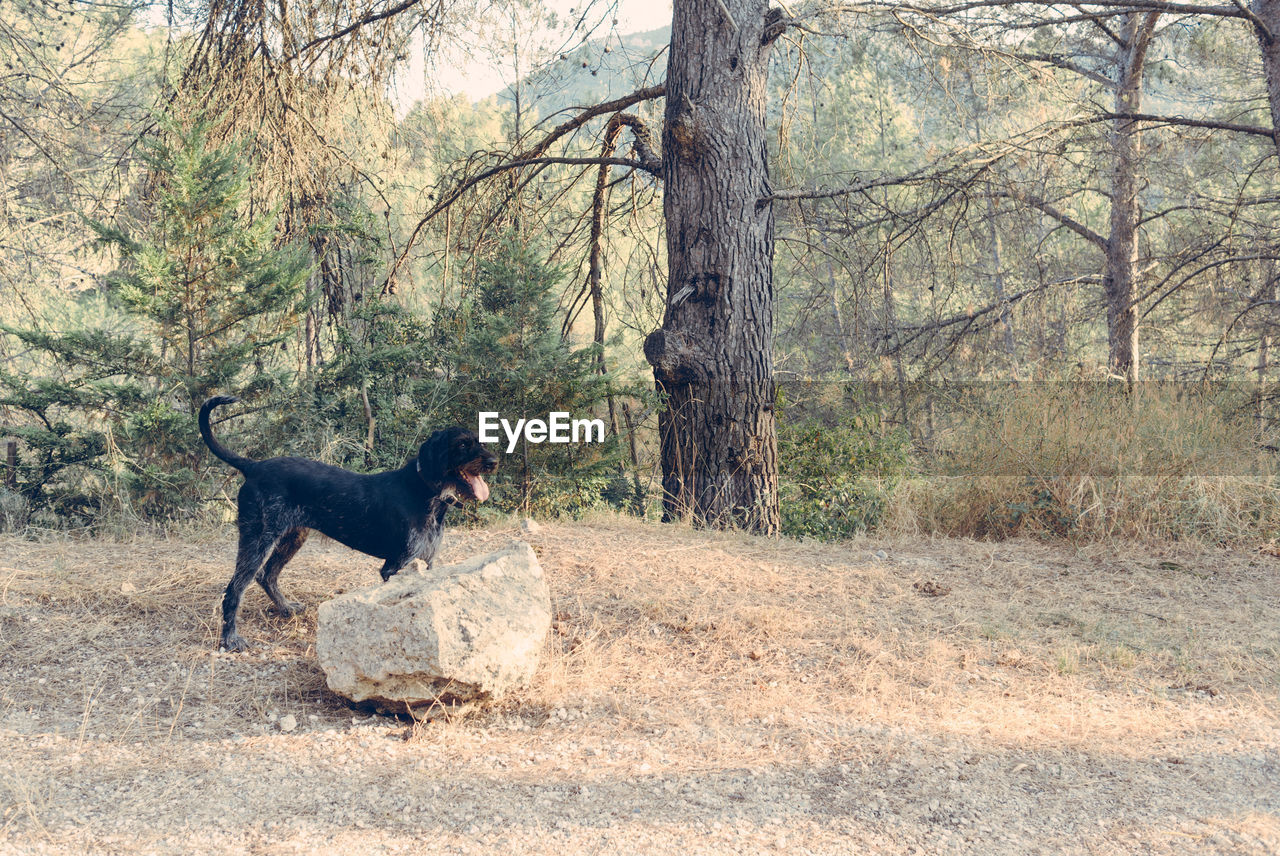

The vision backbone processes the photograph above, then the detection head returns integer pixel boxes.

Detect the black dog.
[199,396,498,652]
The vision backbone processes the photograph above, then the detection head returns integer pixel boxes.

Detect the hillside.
[0,518,1276,854]
[494,26,670,119]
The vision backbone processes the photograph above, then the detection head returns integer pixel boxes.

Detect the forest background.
[4,0,1280,544]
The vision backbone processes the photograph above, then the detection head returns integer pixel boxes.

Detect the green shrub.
[777,407,912,540]
[426,238,644,518]
[271,237,648,520]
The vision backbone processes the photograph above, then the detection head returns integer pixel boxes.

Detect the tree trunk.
[984,192,1017,374]
[645,0,780,533]
[881,249,912,434]
[967,79,1017,374]
[1104,11,1160,385]
[1258,258,1276,431]
[1252,0,1280,158]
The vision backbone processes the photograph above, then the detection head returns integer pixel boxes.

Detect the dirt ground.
[0,517,1277,854]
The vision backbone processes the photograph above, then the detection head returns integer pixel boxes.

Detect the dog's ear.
[416,430,450,483]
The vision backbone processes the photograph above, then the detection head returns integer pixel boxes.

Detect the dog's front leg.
[379,558,408,581]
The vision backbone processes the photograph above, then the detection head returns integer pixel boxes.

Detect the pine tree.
[92,115,309,411]
[0,115,310,520]
[432,238,632,516]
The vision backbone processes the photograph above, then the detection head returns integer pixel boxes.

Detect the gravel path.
[3,717,1277,855]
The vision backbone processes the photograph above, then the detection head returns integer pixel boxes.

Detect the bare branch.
[383,85,667,293]
[1013,52,1115,86]
[1102,112,1276,139]
[714,0,739,32]
[991,190,1109,248]
[286,0,427,60]
[885,0,1246,19]
[526,85,667,159]
[891,283,1051,350]
[761,143,1013,205]
[1231,0,1274,42]
[387,155,659,293]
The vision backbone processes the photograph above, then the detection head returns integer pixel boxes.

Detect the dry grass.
[0,515,1276,756]
[517,516,1280,753]
[0,516,1277,853]
[899,383,1280,542]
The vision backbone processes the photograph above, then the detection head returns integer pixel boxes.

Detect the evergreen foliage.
[304,298,445,471]
[284,239,642,519]
[429,239,637,517]
[777,403,913,540]
[0,117,309,521]
[91,116,310,410]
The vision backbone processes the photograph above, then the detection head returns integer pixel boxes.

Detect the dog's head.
[417,427,498,503]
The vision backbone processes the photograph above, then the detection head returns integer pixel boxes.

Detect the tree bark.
[645,0,780,533]
[1256,258,1274,431]
[984,193,1018,374]
[1104,11,1160,385]
[1252,0,1280,158]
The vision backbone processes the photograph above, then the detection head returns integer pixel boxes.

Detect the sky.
[400,0,673,106]
[143,0,673,109]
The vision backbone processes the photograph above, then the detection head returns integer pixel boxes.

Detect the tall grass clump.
[901,382,1280,543]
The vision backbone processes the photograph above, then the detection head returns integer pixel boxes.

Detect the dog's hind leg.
[220,490,279,652]
[221,534,276,652]
[258,528,308,617]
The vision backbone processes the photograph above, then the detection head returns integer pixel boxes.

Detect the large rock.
[316,542,551,706]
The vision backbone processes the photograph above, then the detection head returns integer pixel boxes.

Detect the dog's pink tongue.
[468,474,490,502]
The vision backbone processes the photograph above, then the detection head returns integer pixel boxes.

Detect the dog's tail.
[199,396,255,472]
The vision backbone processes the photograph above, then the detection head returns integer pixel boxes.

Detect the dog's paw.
[220,633,250,653]
[269,601,304,618]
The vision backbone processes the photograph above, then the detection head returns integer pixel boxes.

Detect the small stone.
[913,580,952,597]
[278,714,297,732]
